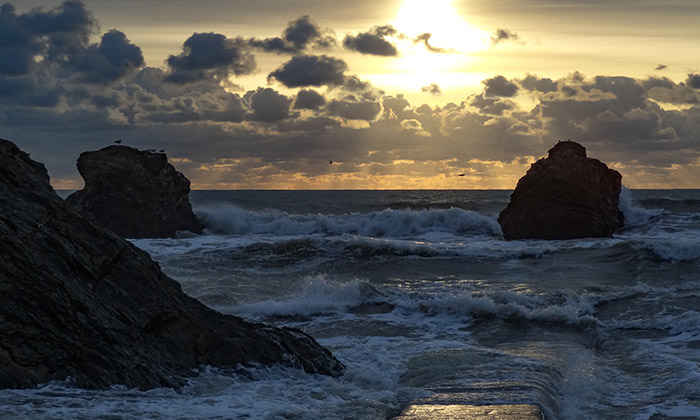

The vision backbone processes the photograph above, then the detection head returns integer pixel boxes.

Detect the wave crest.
[196,205,502,238]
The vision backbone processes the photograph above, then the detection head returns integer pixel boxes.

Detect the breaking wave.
[196,205,503,238]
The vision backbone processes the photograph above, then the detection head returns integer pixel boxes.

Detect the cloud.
[294,89,326,110]
[21,0,97,63]
[412,33,451,53]
[165,32,256,84]
[0,5,37,76]
[326,96,381,121]
[248,15,336,54]
[421,83,442,95]
[138,90,249,124]
[687,74,700,89]
[70,30,144,84]
[0,1,97,76]
[343,25,399,56]
[268,54,347,88]
[483,75,519,97]
[4,0,700,189]
[645,77,700,105]
[342,74,378,94]
[519,74,558,93]
[469,93,515,116]
[490,28,522,46]
[245,87,292,122]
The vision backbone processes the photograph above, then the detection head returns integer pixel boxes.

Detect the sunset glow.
[2,0,700,189]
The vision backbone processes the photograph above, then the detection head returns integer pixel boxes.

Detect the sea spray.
[195,205,502,237]
[618,186,663,226]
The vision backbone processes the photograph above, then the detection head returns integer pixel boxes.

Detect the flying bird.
[114,139,122,144]
[457,173,466,177]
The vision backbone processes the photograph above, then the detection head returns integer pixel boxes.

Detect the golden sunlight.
[393,0,488,54]
[379,0,490,92]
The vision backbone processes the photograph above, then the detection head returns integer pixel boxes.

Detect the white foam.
[195,205,503,238]
[229,275,370,317]
[618,186,663,227]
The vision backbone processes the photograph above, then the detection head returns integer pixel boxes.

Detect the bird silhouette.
[114,139,122,144]
[457,173,466,177]
[329,160,333,164]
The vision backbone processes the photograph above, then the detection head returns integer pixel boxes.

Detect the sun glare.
[394,0,488,53]
[387,0,489,88]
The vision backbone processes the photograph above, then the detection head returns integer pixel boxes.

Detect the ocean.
[2,189,699,419]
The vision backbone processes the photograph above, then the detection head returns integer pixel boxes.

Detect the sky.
[2,0,700,189]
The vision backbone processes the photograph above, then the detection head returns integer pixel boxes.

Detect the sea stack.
[66,145,202,238]
[498,140,623,240]
[0,138,345,389]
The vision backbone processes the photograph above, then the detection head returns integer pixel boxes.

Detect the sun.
[393,0,488,54]
[362,0,490,95]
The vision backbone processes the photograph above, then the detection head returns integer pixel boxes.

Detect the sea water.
[2,189,699,419]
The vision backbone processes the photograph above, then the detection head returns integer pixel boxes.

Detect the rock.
[498,140,623,240]
[66,145,202,238]
[0,138,344,390]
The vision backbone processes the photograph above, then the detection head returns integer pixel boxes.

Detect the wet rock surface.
[66,145,202,238]
[498,140,623,240]
[0,138,344,390]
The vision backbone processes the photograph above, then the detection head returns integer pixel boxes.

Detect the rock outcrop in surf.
[498,140,623,240]
[66,145,202,238]
[0,138,344,390]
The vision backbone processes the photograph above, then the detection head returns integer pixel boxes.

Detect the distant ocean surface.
[3,189,700,419]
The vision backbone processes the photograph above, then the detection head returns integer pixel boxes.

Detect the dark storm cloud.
[470,93,515,116]
[686,74,700,89]
[0,74,63,107]
[276,116,341,133]
[245,87,292,122]
[22,0,96,64]
[490,28,521,45]
[326,97,381,121]
[421,83,442,95]
[0,4,37,76]
[343,25,399,56]
[641,76,675,90]
[248,15,336,54]
[138,90,248,124]
[294,89,326,110]
[131,67,222,99]
[70,30,144,84]
[644,77,700,105]
[165,32,256,84]
[268,54,347,87]
[342,74,379,94]
[519,74,558,93]
[483,75,519,97]
[526,75,699,166]
[0,1,96,76]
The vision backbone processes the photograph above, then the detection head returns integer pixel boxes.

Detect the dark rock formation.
[0,138,344,390]
[66,145,202,238]
[498,140,623,240]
